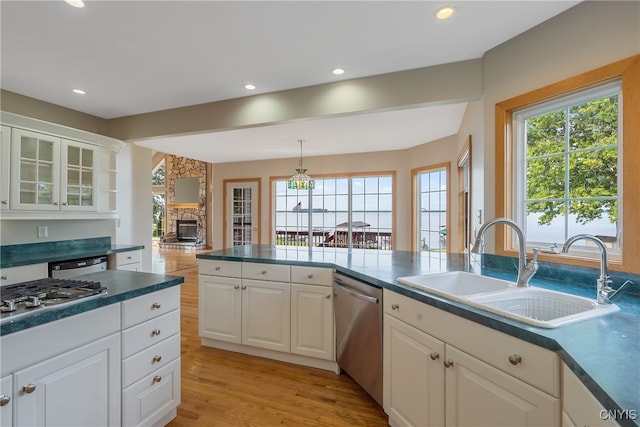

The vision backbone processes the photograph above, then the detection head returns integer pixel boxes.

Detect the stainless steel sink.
[467,287,619,328]
[397,271,513,302]
[396,272,619,328]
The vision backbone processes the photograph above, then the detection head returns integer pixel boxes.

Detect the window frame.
[411,162,451,252]
[270,171,396,249]
[495,55,640,273]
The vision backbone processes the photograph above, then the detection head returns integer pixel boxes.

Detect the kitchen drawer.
[383,289,560,396]
[0,263,48,286]
[115,250,141,266]
[122,333,180,388]
[122,310,180,358]
[198,259,242,278]
[121,286,180,329]
[291,266,333,286]
[242,262,290,282]
[122,358,180,427]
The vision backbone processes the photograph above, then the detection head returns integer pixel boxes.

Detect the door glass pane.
[20,160,36,181]
[20,182,35,203]
[81,188,93,206]
[81,148,93,167]
[82,170,93,186]
[68,168,80,186]
[418,168,447,252]
[37,183,53,204]
[67,145,80,166]
[38,163,53,183]
[21,137,37,159]
[39,140,53,162]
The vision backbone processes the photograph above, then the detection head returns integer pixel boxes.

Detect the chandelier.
[288,139,315,190]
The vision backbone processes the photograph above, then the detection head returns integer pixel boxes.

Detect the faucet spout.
[471,217,532,287]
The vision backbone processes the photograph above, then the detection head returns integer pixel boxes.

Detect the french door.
[225,179,260,247]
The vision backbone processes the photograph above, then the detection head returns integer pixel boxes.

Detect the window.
[152,159,165,239]
[273,173,394,249]
[514,83,620,251]
[495,55,639,272]
[414,164,449,252]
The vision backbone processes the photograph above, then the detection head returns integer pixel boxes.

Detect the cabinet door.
[199,275,242,343]
[444,345,559,427]
[291,283,334,360]
[0,126,10,210]
[0,375,12,427]
[11,129,60,211]
[562,365,621,427]
[384,314,445,427]
[13,333,120,427]
[60,139,96,211]
[242,279,290,352]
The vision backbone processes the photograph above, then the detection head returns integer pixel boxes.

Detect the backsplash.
[482,254,640,297]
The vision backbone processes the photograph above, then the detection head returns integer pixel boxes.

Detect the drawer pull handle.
[307,274,314,279]
[215,266,221,271]
[127,256,133,260]
[151,329,161,337]
[430,352,440,361]
[0,200,7,205]
[152,355,162,363]
[1,275,7,280]
[153,376,162,384]
[391,304,399,310]
[325,294,331,299]
[0,395,10,406]
[261,270,267,275]
[22,384,36,394]
[241,285,247,290]
[152,302,161,309]
[508,354,522,365]
[443,359,454,368]
[234,285,240,290]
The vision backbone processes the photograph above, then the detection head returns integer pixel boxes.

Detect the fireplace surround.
[177,219,197,242]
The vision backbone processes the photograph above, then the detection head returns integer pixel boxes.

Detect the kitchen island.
[197,245,640,427]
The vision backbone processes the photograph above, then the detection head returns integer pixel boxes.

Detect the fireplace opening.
[177,219,197,242]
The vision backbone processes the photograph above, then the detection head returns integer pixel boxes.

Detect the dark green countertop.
[0,270,184,335]
[197,245,640,427]
[0,237,144,268]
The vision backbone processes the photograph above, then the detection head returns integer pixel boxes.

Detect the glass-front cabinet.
[0,126,10,210]
[11,129,61,211]
[61,139,95,211]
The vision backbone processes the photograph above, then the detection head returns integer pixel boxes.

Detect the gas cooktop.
[0,277,107,324]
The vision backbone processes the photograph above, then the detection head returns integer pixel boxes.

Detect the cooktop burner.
[0,278,107,324]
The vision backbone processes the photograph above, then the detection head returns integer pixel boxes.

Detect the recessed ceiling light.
[64,0,85,8]
[244,84,256,90]
[436,6,455,20]
[332,68,345,75]
[72,89,86,95]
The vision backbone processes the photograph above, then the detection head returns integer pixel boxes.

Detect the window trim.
[495,55,640,273]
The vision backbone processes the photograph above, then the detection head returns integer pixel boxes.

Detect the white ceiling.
[1,1,580,163]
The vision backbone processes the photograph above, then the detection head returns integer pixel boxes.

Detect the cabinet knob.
[508,354,522,365]
[22,384,37,394]
[1,200,7,205]
[62,202,68,206]
[443,359,454,368]
[241,285,247,290]
[430,352,440,361]
[215,266,221,271]
[325,294,331,299]
[53,202,59,206]
[127,256,133,260]
[151,329,161,337]
[152,302,161,309]
[260,270,267,275]
[1,275,7,280]
[152,355,162,363]
[0,395,10,406]
[234,285,240,290]
[307,274,314,279]
[391,304,400,310]
[152,376,162,384]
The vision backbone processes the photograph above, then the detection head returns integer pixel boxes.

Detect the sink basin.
[468,288,620,328]
[397,271,514,301]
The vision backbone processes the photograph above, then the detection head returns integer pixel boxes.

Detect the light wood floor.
[154,247,389,426]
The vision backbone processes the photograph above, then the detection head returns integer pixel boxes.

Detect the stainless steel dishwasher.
[334,272,383,406]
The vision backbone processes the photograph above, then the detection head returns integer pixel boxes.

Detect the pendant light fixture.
[288,139,315,190]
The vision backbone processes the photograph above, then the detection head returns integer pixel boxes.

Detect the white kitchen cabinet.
[242,278,291,352]
[384,289,560,427]
[13,333,121,427]
[115,250,142,272]
[10,128,61,211]
[60,138,96,211]
[199,274,242,343]
[290,265,334,361]
[562,364,621,427]
[0,125,10,210]
[121,286,181,427]
[0,263,48,286]
[0,375,13,427]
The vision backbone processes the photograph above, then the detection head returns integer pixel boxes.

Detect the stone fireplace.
[177,219,198,241]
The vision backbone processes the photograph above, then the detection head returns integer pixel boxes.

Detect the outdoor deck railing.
[276,230,392,250]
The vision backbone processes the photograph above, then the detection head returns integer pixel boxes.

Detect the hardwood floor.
[154,247,389,426]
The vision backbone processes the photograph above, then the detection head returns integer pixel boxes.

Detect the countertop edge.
[0,244,145,268]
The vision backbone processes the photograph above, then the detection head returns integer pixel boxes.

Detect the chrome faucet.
[561,234,634,304]
[470,217,537,287]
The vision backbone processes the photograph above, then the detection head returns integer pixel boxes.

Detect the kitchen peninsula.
[197,245,640,427]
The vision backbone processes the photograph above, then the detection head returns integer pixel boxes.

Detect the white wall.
[0,219,115,246]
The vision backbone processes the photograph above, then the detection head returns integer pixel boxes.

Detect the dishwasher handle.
[334,281,379,304]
